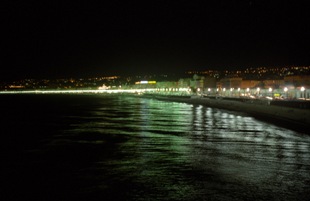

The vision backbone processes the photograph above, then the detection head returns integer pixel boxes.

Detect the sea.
[1,94,310,201]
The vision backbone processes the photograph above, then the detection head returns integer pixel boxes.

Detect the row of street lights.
[152,86,308,99]
[196,86,308,99]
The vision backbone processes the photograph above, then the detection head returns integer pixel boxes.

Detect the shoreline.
[141,94,310,134]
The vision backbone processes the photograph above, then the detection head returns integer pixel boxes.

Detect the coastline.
[141,94,310,134]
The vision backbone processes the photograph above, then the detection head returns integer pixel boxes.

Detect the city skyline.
[2,66,309,90]
[2,1,310,81]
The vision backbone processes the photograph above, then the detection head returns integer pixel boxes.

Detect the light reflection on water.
[2,94,310,200]
[56,95,310,200]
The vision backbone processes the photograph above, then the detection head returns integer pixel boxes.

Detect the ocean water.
[1,94,310,201]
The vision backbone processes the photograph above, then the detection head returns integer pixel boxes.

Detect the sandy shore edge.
[142,94,310,133]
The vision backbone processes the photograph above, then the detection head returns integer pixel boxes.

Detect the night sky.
[2,0,310,80]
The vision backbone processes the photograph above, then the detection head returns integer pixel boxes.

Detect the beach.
[142,94,310,134]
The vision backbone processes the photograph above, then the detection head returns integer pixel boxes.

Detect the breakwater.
[142,94,310,133]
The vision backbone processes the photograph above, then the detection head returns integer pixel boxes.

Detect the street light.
[284,87,288,99]
[257,87,260,98]
[301,86,305,99]
[269,87,273,98]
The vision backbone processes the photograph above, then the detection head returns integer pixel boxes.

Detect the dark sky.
[2,0,310,80]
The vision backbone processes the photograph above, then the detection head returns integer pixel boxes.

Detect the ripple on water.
[2,94,310,200]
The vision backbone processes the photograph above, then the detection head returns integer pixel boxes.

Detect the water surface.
[1,94,310,200]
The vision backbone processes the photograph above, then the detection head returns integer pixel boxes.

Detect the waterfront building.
[284,75,310,88]
[219,77,242,89]
[240,80,260,89]
[177,78,191,88]
[263,79,284,89]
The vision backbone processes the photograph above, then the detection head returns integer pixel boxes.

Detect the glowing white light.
[301,87,305,92]
[269,87,272,92]
[238,88,240,91]
[246,88,249,92]
[284,87,288,92]
[223,88,226,91]
[0,88,159,95]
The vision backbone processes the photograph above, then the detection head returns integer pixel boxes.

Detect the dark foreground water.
[1,94,310,201]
